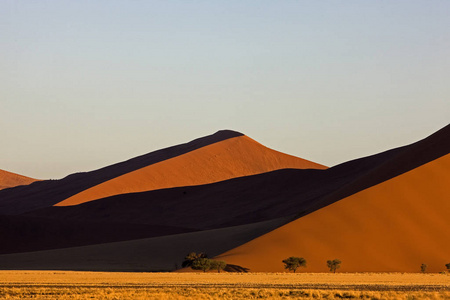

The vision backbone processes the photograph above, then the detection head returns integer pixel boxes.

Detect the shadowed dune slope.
[0,214,195,255]
[217,154,450,273]
[55,135,326,206]
[0,169,38,190]
[0,217,290,271]
[27,125,449,231]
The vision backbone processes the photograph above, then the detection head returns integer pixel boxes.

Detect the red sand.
[0,127,448,272]
[217,154,450,273]
[56,135,326,206]
[0,169,38,190]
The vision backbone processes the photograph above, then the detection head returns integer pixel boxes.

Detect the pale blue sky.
[1,1,449,179]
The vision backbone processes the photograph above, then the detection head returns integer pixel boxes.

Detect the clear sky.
[1,1,449,179]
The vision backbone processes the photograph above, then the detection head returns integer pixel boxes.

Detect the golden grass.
[0,271,449,299]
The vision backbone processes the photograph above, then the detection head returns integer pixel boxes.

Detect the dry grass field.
[0,271,449,299]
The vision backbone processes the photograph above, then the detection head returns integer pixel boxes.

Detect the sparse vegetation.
[282,256,307,273]
[1,271,449,299]
[182,252,207,268]
[210,259,227,273]
[191,257,211,272]
[421,263,428,273]
[327,259,342,273]
[182,252,227,273]
[1,286,450,299]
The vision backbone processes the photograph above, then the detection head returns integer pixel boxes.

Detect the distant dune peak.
[212,129,244,137]
[0,169,38,190]
[55,133,326,206]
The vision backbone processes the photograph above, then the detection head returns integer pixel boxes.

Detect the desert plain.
[1,271,450,299]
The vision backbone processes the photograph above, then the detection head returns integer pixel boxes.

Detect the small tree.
[282,257,307,273]
[445,263,450,272]
[192,257,211,272]
[210,260,227,273]
[327,259,342,273]
[420,263,428,273]
[182,252,207,268]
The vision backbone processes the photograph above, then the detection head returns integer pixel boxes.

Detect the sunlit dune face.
[0,170,38,190]
[55,135,326,206]
[217,154,450,273]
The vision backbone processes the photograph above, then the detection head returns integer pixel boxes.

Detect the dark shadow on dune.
[25,125,450,231]
[0,214,196,255]
[0,216,290,271]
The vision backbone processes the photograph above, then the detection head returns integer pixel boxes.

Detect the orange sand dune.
[0,130,247,215]
[217,154,450,273]
[56,135,326,206]
[0,169,38,190]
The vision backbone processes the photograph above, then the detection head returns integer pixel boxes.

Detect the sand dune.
[28,125,449,231]
[1,126,449,273]
[0,130,324,215]
[0,130,325,256]
[217,154,450,273]
[308,123,450,214]
[0,169,37,190]
[55,135,326,206]
[0,130,244,214]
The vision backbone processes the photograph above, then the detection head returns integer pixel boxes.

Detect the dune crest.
[217,154,450,273]
[0,169,38,190]
[0,130,248,214]
[56,135,326,206]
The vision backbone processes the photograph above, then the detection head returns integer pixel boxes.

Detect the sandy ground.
[1,271,449,289]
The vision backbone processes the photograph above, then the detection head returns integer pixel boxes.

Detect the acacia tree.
[446,263,450,272]
[182,252,207,268]
[210,260,227,273]
[192,257,211,272]
[327,259,342,273]
[282,257,307,273]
